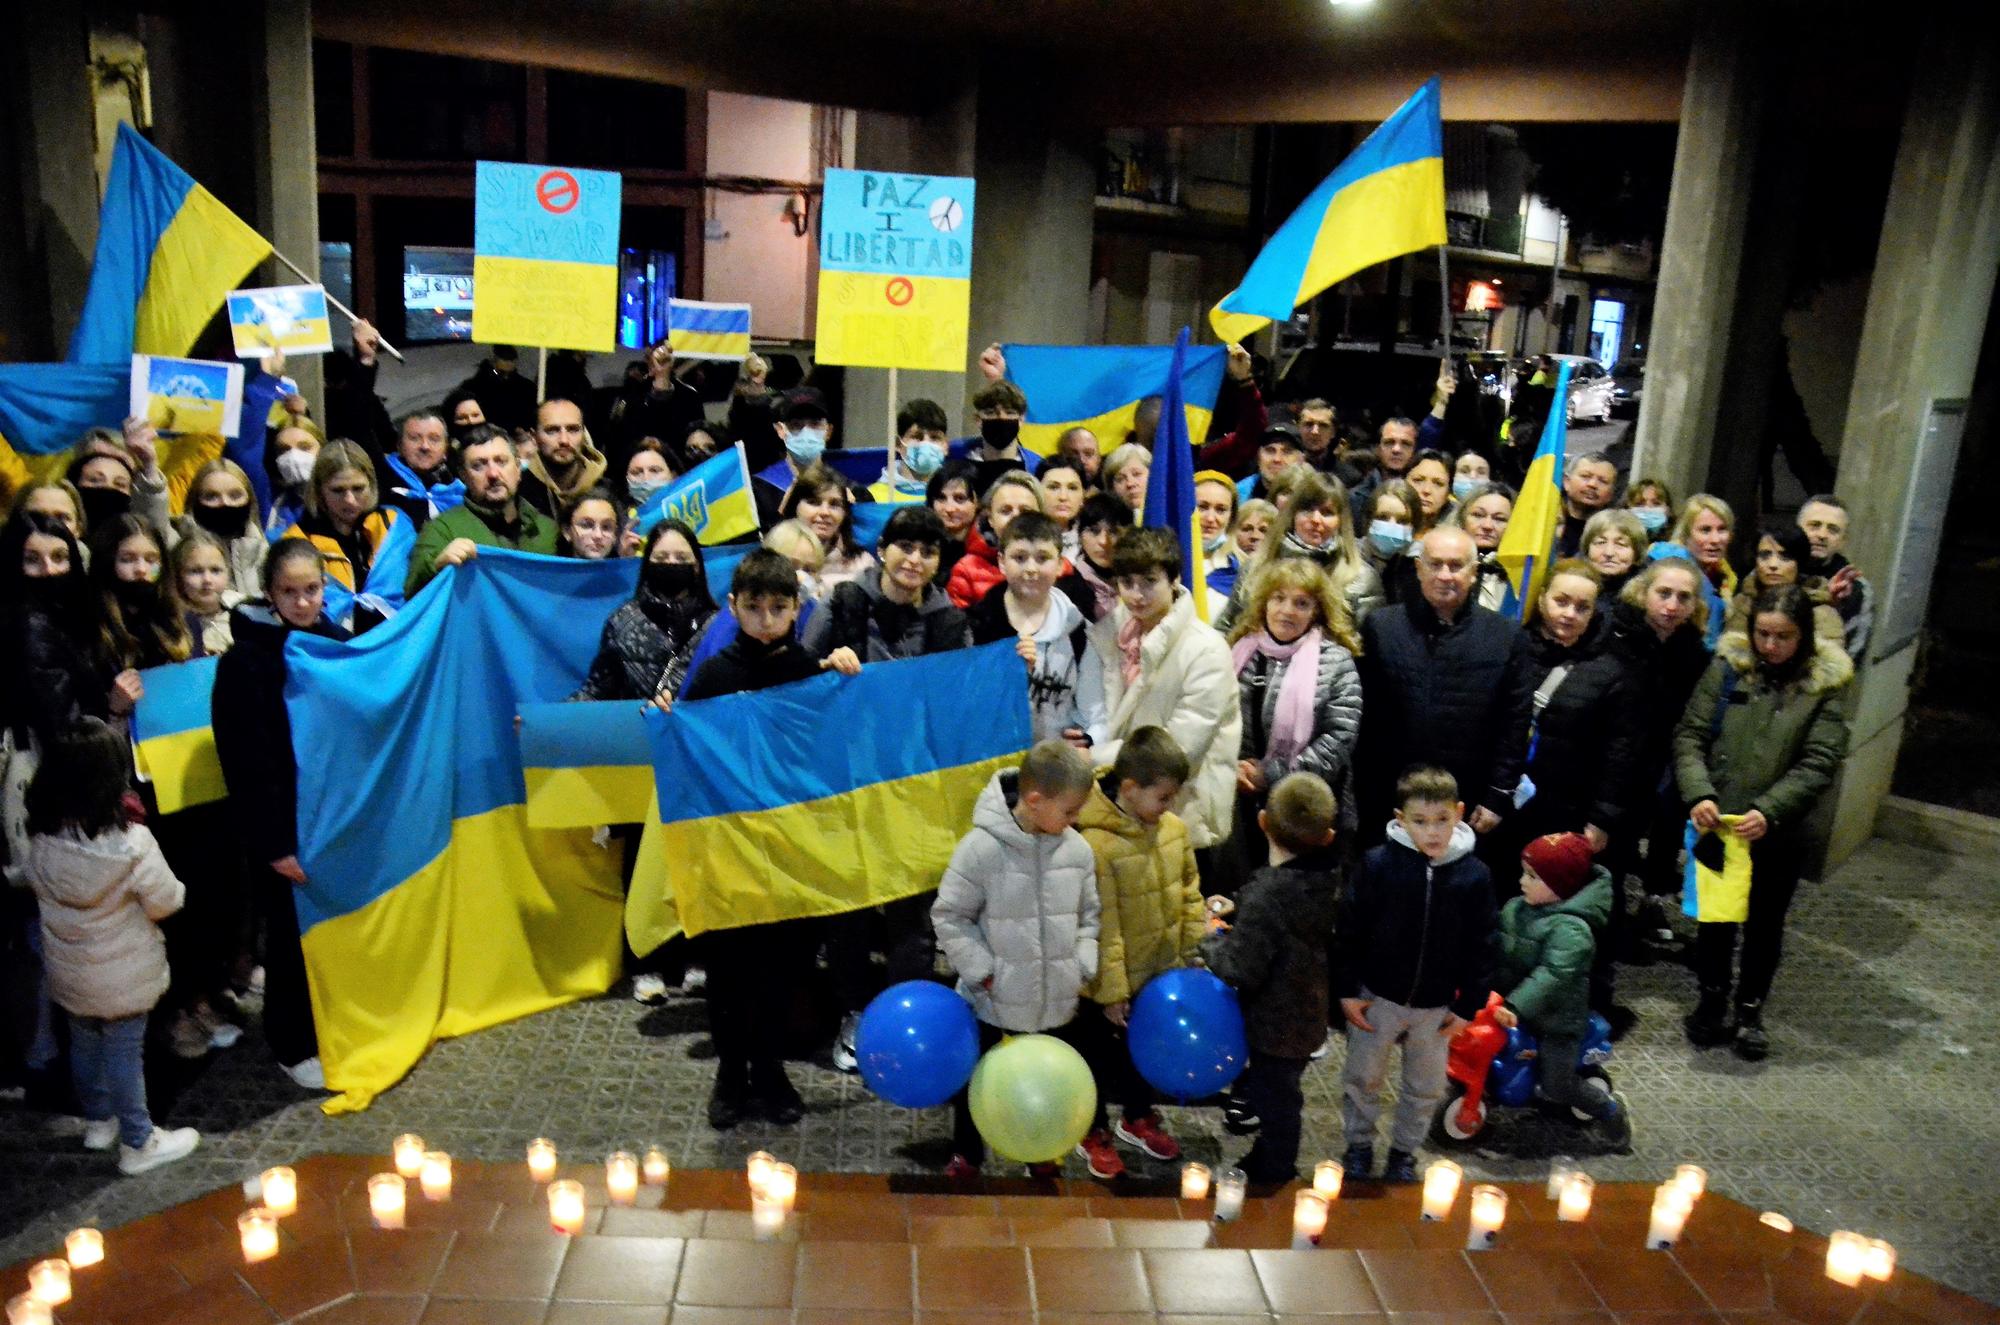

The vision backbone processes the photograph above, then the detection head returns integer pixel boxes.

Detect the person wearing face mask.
[1624,477,1676,543]
[571,520,717,703]
[377,409,465,530]
[89,514,191,681]
[1358,480,1421,600]
[1451,450,1491,505]
[621,438,678,523]
[968,378,1040,497]
[129,435,268,598]
[67,435,138,534]
[1217,470,1383,635]
[266,421,326,537]
[754,388,869,529]
[872,399,952,502]
[1193,471,1241,612]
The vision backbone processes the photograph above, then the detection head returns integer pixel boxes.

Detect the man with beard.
[517,398,608,522]
[407,425,558,594]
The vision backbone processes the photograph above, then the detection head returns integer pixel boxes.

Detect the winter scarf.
[1230,626,1323,765]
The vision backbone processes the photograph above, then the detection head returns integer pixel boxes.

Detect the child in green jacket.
[1492,833,1631,1149]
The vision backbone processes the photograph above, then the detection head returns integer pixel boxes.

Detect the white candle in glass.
[1556,1173,1594,1222]
[238,1210,279,1264]
[6,1292,54,1325]
[64,1228,104,1269]
[643,1147,671,1186]
[1179,1162,1211,1201]
[1292,1189,1330,1249]
[1671,1163,1708,1200]
[605,1151,640,1205]
[1313,1160,1343,1200]
[392,1133,426,1178]
[260,1166,298,1218]
[1546,1156,1577,1200]
[1826,1231,1869,1287]
[526,1138,558,1183]
[1420,1160,1463,1221]
[746,1150,776,1193]
[549,1179,587,1235]
[420,1151,452,1201]
[1466,1185,1507,1250]
[368,1173,406,1229]
[1213,1167,1247,1222]
[1646,1183,1693,1250]
[25,1260,69,1306]
[1759,1211,1795,1234]
[1864,1238,1896,1281]
[749,1162,797,1240]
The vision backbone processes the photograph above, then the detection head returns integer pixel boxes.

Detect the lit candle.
[548,1179,587,1235]
[1759,1211,1795,1234]
[749,1162,797,1240]
[392,1133,426,1178]
[746,1150,776,1193]
[1864,1238,1896,1282]
[419,1151,452,1201]
[1313,1160,1343,1200]
[238,1209,279,1264]
[64,1228,104,1269]
[643,1147,671,1186]
[1420,1160,1463,1221]
[260,1166,298,1217]
[1213,1166,1247,1222]
[1292,1188,1330,1249]
[1179,1162,1211,1201]
[1671,1163,1708,1200]
[1556,1173,1594,1222]
[6,1292,53,1325]
[368,1173,406,1229]
[1466,1185,1507,1251]
[605,1151,640,1205]
[1546,1156,1578,1200]
[25,1260,69,1306]
[1646,1183,1693,1250]
[526,1138,558,1183]
[1826,1231,1868,1287]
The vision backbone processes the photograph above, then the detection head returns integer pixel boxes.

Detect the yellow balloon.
[967,1033,1097,1163]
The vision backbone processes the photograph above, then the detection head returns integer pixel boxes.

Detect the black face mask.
[190,501,249,537]
[111,578,159,617]
[79,486,131,528]
[980,418,1020,450]
[641,560,702,599]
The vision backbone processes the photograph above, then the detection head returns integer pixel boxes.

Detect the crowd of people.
[0,322,1881,1185]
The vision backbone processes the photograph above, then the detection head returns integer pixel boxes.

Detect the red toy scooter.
[1431,993,1617,1145]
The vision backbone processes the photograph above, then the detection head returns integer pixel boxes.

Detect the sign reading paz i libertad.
[472,161,622,353]
[815,168,976,373]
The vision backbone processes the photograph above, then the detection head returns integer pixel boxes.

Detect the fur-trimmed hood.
[1714,623,1853,695]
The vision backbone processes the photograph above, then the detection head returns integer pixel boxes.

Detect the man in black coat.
[1355,526,1536,843]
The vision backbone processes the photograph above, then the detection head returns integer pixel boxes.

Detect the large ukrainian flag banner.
[1209,79,1446,343]
[633,443,758,542]
[519,701,655,829]
[69,123,272,365]
[131,655,225,815]
[1002,343,1227,458]
[642,642,1031,939]
[287,550,632,1113]
[1495,358,1575,620]
[0,361,222,511]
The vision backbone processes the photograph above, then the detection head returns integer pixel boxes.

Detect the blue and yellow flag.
[1144,329,1208,621]
[131,655,224,815]
[318,510,418,631]
[286,550,631,1113]
[1210,79,1446,343]
[644,641,1031,938]
[1496,359,1575,619]
[634,442,757,542]
[519,700,655,830]
[1002,343,1226,458]
[667,298,752,360]
[0,360,223,509]
[69,123,272,366]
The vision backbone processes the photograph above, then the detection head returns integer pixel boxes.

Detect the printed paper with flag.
[286,550,632,1112]
[632,442,757,542]
[0,361,223,503]
[1495,358,1574,619]
[1143,329,1208,621]
[1002,343,1227,458]
[1210,79,1445,343]
[131,655,224,815]
[68,122,272,366]
[645,641,1032,938]
[667,299,752,360]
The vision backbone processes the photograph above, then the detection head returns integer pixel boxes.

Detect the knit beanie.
[1522,832,1594,900]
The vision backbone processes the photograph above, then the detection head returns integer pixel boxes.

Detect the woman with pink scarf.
[1226,558,1364,882]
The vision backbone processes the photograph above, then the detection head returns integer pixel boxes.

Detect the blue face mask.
[1634,506,1669,534]
[628,480,666,508]
[1367,520,1413,556]
[1452,476,1481,501]
[904,440,946,478]
[784,427,827,466]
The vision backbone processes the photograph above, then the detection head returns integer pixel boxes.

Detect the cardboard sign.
[814,168,976,373]
[226,284,335,357]
[129,354,244,437]
[471,161,622,352]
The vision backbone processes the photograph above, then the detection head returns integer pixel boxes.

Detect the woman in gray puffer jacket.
[1225,559,1364,881]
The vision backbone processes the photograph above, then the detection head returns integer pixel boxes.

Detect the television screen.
[403,246,475,343]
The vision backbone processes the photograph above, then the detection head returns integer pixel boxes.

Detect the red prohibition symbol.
[536,170,582,214]
[884,277,915,306]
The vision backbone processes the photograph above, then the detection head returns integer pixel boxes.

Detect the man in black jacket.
[1355,526,1536,843]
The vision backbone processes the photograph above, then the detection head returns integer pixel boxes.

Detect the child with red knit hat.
[1491,832,1631,1149]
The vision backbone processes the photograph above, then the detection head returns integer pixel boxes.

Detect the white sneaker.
[283,1057,326,1089]
[209,1022,244,1050]
[831,1012,861,1073]
[1310,1031,1333,1061]
[681,966,707,994]
[118,1126,200,1175]
[632,973,669,1005]
[83,1119,119,1151]
[247,965,266,995]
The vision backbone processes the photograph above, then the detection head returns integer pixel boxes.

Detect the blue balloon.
[856,980,981,1109]
[1127,967,1249,1101]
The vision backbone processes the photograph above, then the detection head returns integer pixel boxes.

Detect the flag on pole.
[1143,328,1208,622]
[632,442,758,543]
[1000,343,1228,458]
[1209,79,1446,343]
[1495,359,1575,619]
[667,299,752,360]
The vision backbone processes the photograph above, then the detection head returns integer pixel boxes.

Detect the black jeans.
[258,865,317,1068]
[703,918,815,1085]
[1235,1053,1308,1183]
[1692,833,1805,1007]
[155,801,248,1014]
[824,892,937,1015]
[1068,1003,1155,1133]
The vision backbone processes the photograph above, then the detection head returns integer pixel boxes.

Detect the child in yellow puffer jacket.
[1072,726,1207,1180]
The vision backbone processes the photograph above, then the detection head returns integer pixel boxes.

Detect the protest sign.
[226,284,335,357]
[472,161,621,352]
[814,168,976,372]
[129,354,244,436]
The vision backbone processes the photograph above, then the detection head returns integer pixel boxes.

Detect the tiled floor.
[4,837,1997,1304]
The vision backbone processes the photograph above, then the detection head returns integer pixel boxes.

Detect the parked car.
[1609,356,1645,418]
[1551,354,1617,425]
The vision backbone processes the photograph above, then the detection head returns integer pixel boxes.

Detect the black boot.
[1733,1001,1769,1061]
[749,1059,805,1125]
[707,1060,751,1130]
[1683,987,1733,1047]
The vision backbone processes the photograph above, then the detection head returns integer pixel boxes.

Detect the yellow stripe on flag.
[1018,404,1215,460]
[133,726,227,815]
[523,764,656,830]
[134,186,272,359]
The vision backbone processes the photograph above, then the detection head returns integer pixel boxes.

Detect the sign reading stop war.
[814,168,976,373]
[472,161,622,353]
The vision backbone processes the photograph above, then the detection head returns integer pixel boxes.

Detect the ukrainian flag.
[1210,79,1446,343]
[316,509,418,631]
[634,442,758,542]
[1144,329,1208,621]
[68,123,271,366]
[1496,359,1575,619]
[1002,343,1227,458]
[287,550,631,1113]
[0,361,223,507]
[644,641,1031,937]
[519,700,655,830]
[131,655,225,815]
[667,299,752,360]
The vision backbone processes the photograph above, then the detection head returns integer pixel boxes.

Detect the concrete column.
[252,0,324,418]
[0,5,100,359]
[1820,26,2000,865]
[1630,4,1767,499]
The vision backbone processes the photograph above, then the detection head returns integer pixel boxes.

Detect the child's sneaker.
[1341,1143,1374,1179]
[1596,1093,1634,1151]
[168,1013,211,1060]
[1114,1113,1181,1161]
[1222,1092,1261,1135]
[118,1126,199,1175]
[198,1006,244,1050]
[831,1012,861,1074]
[1381,1149,1419,1184]
[631,973,668,1005]
[82,1119,119,1152]
[1076,1129,1125,1180]
[944,1154,979,1181]
[282,1057,326,1089]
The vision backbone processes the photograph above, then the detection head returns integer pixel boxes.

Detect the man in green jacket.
[407,424,559,595]
[1492,832,1630,1148]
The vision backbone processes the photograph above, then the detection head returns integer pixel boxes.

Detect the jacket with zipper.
[1235,633,1363,833]
[968,586,1108,746]
[804,566,970,663]
[1201,843,1341,1058]
[1494,864,1612,1037]
[1336,820,1496,1020]
[26,824,186,1020]
[1075,775,1203,1006]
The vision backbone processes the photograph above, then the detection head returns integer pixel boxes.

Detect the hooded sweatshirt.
[804,566,970,663]
[968,587,1108,746]
[1336,819,1496,1020]
[26,825,185,1020]
[518,438,609,522]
